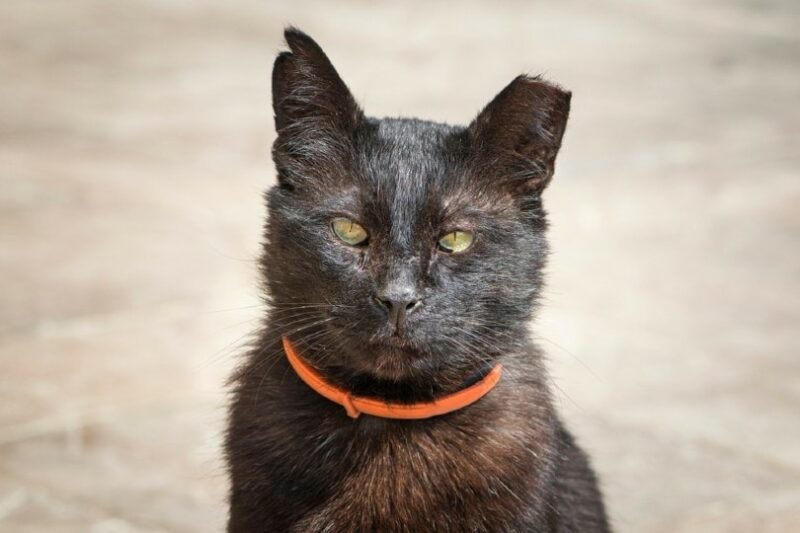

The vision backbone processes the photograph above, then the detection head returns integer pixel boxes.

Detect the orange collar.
[282,337,502,420]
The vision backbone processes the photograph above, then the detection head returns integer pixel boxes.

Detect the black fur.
[226,27,610,532]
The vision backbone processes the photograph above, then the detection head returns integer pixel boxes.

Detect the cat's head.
[263,28,570,384]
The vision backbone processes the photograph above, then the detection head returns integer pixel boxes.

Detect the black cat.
[225,27,610,532]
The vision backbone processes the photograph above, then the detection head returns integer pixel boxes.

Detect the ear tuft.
[469,75,571,194]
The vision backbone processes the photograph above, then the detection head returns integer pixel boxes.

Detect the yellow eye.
[332,217,368,246]
[438,230,474,253]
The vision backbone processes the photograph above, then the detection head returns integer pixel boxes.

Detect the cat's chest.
[290,415,551,532]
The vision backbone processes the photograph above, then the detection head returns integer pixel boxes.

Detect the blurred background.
[1,0,799,531]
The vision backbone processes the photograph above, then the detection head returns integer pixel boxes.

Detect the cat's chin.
[359,340,433,381]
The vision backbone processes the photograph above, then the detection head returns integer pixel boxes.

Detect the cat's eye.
[437,230,474,253]
[331,217,368,246]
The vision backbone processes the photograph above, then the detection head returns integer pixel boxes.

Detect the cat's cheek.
[428,249,479,279]
[323,246,374,300]
[425,250,441,277]
[326,241,364,266]
[356,249,369,269]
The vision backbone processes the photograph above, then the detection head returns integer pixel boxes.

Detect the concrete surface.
[1,0,799,531]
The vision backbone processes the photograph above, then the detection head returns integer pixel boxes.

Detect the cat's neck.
[272,328,524,405]
[315,358,498,405]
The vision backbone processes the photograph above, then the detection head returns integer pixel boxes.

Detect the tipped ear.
[468,75,571,194]
[272,27,363,135]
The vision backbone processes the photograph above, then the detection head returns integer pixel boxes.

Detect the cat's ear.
[272,27,363,136]
[468,75,571,195]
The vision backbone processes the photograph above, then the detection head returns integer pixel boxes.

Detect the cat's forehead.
[357,118,463,198]
[337,117,511,232]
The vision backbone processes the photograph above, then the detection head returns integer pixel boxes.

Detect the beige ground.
[1,1,799,531]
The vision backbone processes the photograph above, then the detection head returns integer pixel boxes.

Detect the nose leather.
[375,259,422,334]
[375,294,421,333]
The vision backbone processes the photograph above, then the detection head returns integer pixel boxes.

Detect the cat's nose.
[373,294,422,333]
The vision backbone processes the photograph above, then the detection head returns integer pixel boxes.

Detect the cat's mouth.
[369,335,419,359]
[320,317,431,380]
[373,332,414,349]
[359,336,431,380]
